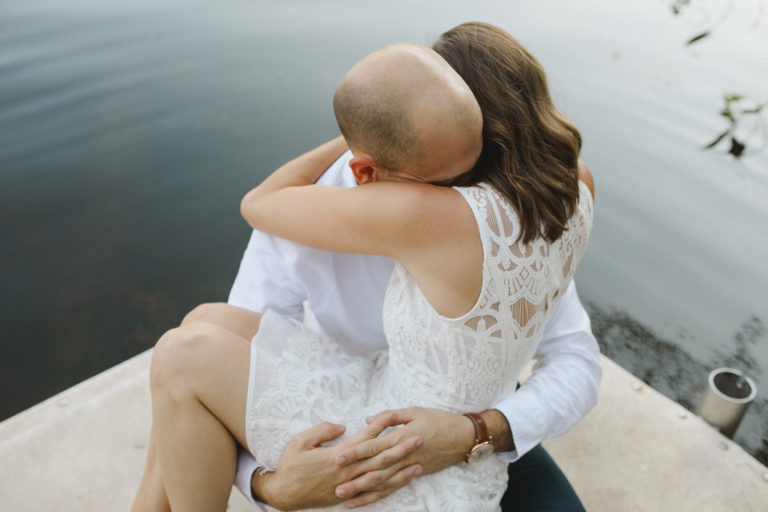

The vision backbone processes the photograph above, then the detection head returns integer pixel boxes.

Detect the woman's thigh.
[152,322,254,449]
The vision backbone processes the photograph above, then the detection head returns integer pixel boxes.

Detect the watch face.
[468,442,494,464]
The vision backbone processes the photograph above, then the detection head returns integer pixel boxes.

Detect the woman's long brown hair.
[433,22,582,244]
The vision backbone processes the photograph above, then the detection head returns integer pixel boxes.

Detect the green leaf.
[741,104,765,115]
[724,94,744,103]
[686,31,711,45]
[704,129,731,149]
[729,137,746,158]
[720,108,736,123]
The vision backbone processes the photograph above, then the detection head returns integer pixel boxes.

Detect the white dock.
[1,352,766,511]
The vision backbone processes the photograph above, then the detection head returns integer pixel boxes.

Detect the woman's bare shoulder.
[578,160,595,199]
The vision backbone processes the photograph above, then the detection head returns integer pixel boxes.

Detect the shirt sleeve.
[233,450,268,508]
[228,229,305,320]
[492,280,602,462]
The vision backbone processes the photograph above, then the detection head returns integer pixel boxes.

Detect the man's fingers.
[334,435,422,496]
[294,421,346,449]
[340,433,422,474]
[364,410,392,425]
[355,412,403,439]
[336,437,388,467]
[365,407,418,426]
[341,464,423,509]
[335,412,413,466]
[336,426,420,468]
[334,414,396,464]
[369,434,422,471]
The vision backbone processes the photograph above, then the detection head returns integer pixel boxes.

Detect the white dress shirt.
[229,151,602,505]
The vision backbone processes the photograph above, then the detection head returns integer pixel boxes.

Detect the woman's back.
[381,180,594,413]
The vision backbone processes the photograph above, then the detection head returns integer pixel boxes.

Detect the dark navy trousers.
[500,445,585,512]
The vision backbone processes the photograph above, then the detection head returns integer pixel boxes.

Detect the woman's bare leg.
[131,305,261,511]
[138,321,256,511]
[131,427,170,512]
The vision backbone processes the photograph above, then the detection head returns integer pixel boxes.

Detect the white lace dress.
[245,181,593,511]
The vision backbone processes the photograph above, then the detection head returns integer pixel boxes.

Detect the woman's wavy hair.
[433,22,582,244]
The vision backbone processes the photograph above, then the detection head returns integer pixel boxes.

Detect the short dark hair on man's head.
[333,78,415,173]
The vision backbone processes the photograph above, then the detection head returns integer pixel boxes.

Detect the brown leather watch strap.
[463,412,490,443]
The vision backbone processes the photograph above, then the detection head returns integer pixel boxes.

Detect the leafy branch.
[668,1,767,158]
[704,94,766,158]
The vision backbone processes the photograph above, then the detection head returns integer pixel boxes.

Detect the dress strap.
[453,183,521,271]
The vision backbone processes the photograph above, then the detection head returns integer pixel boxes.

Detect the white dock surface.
[1,351,766,511]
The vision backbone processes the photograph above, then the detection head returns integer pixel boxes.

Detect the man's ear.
[349,154,381,184]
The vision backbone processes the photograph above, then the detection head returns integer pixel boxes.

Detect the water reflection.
[1,0,767,464]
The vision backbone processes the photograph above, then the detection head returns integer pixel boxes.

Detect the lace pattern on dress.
[382,182,593,414]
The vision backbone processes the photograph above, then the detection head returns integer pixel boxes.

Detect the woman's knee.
[150,324,219,392]
[181,302,229,326]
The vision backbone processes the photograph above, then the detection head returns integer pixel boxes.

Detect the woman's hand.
[243,136,348,201]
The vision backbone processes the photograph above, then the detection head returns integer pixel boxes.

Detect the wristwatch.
[463,412,495,464]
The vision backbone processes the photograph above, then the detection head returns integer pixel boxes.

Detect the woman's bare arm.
[240,138,481,318]
[250,136,349,193]
[240,140,467,259]
[578,160,595,199]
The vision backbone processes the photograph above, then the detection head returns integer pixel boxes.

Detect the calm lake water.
[2,0,767,461]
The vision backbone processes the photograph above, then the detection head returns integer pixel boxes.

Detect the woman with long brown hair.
[133,22,593,512]
[433,21,587,246]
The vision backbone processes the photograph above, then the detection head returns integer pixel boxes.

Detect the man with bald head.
[214,42,596,511]
[332,43,482,183]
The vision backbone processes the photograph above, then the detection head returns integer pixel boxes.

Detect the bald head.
[333,43,482,177]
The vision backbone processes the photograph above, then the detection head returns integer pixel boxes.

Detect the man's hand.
[331,407,480,509]
[251,415,424,511]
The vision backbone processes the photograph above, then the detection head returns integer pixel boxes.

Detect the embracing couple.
[132,21,599,512]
